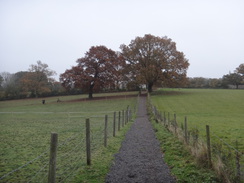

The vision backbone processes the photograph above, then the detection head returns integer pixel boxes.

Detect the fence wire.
[150,101,244,183]
[0,100,137,182]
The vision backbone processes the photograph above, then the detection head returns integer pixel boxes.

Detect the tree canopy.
[222,63,244,89]
[2,34,243,100]
[20,61,57,97]
[60,46,125,99]
[236,63,244,76]
[0,61,58,99]
[222,73,243,89]
[60,35,190,97]
[120,34,189,92]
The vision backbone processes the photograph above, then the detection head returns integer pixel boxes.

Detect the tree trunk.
[88,84,94,99]
[148,82,153,93]
[88,92,93,99]
[34,89,38,98]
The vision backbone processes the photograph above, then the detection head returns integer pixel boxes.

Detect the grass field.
[151,88,244,151]
[0,92,138,182]
[150,88,244,182]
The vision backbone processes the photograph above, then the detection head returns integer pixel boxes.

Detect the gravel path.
[106,96,176,183]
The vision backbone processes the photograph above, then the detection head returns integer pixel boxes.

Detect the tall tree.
[60,46,125,99]
[21,61,56,97]
[29,60,57,80]
[120,34,189,92]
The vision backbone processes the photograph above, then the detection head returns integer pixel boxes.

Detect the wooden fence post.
[184,116,188,144]
[168,112,170,125]
[104,115,108,147]
[163,112,166,125]
[122,110,125,127]
[206,125,211,167]
[86,119,91,165]
[129,109,131,121]
[127,105,130,122]
[118,111,121,131]
[130,108,132,121]
[121,111,124,128]
[174,114,177,134]
[113,112,116,137]
[236,152,241,180]
[48,133,58,183]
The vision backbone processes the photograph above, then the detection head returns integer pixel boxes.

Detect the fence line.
[149,96,244,183]
[0,106,135,182]
[0,111,116,114]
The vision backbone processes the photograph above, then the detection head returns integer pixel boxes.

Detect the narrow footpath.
[106,96,176,183]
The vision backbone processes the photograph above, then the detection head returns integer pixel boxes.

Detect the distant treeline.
[186,77,229,89]
[0,38,243,100]
[0,74,243,101]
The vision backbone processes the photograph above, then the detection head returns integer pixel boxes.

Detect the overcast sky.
[1,0,244,80]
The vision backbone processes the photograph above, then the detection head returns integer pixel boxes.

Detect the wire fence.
[149,96,244,183]
[0,103,136,182]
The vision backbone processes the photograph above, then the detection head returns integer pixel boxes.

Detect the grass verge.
[73,120,133,182]
[151,120,220,183]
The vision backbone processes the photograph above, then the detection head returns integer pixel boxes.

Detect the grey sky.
[0,0,244,80]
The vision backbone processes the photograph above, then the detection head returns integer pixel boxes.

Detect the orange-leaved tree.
[120,34,189,92]
[60,46,125,99]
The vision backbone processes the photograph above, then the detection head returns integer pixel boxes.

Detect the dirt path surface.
[106,96,176,183]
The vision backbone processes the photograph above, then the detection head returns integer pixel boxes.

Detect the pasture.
[150,88,244,182]
[0,92,138,182]
[151,88,244,151]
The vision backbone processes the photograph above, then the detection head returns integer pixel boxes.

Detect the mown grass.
[0,92,138,182]
[151,88,244,151]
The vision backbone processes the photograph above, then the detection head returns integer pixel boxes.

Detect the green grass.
[73,122,133,183]
[0,91,138,112]
[0,92,138,182]
[152,119,220,183]
[151,88,244,151]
